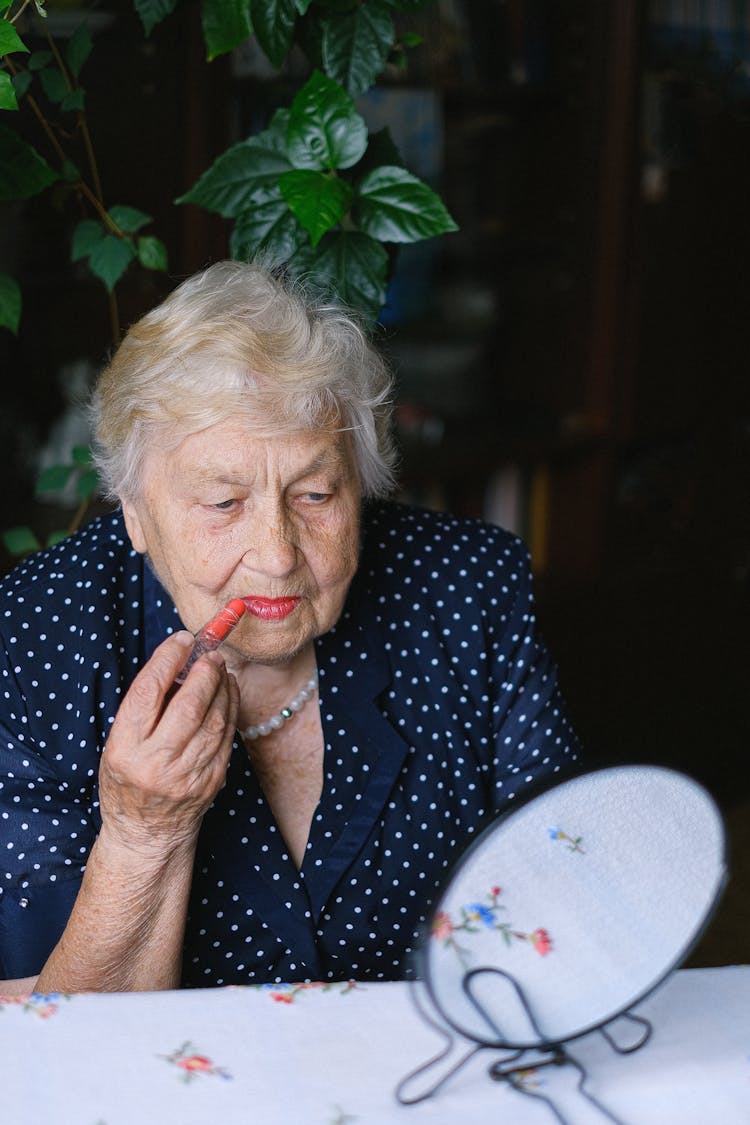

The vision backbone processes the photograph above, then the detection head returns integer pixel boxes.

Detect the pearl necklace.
[240,672,319,741]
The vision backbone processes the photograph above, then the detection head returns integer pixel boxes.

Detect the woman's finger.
[157,650,235,754]
[114,631,196,740]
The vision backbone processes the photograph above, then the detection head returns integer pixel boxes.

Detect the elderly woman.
[0,262,579,993]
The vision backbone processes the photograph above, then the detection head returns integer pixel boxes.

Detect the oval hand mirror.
[421,765,727,1049]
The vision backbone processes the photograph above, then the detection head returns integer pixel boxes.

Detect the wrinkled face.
[122,420,362,668]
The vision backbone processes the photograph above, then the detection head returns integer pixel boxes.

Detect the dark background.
[1,1,748,962]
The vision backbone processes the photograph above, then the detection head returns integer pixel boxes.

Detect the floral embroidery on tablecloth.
[548,827,585,853]
[262,980,361,1004]
[0,992,67,1018]
[329,1107,357,1124]
[160,1041,232,1082]
[507,1066,545,1093]
[432,887,553,968]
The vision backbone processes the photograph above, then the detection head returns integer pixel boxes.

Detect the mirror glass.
[422,765,726,1048]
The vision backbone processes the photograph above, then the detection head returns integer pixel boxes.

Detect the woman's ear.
[121,499,148,555]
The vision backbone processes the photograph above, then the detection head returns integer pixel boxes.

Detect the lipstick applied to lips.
[242,596,300,621]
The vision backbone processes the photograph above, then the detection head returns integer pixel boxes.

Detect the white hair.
[90,261,398,501]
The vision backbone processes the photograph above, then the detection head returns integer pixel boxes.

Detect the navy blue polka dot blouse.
[0,501,580,984]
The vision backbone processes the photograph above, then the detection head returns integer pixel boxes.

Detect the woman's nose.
[242,512,298,577]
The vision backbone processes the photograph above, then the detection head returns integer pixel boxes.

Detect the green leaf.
[36,463,75,493]
[134,0,179,36]
[65,21,92,78]
[0,272,21,334]
[71,218,105,261]
[136,234,168,271]
[45,529,69,548]
[201,0,252,60]
[108,204,152,233]
[11,71,33,102]
[28,50,53,71]
[71,445,92,466]
[229,188,308,262]
[0,21,29,56]
[288,230,388,322]
[278,168,353,246]
[353,165,458,243]
[2,526,41,556]
[0,70,18,111]
[286,70,367,171]
[293,0,314,11]
[0,124,59,200]
[61,88,85,112]
[76,468,99,500]
[88,235,136,292]
[178,116,292,216]
[249,0,296,68]
[38,66,68,105]
[321,1,394,96]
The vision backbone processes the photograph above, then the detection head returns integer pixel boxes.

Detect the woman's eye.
[213,499,237,511]
[304,492,330,504]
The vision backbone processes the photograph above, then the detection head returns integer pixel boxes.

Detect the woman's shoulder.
[358,500,532,614]
[361,499,530,570]
[0,510,136,611]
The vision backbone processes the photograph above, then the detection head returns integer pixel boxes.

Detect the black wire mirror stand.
[395,966,652,1125]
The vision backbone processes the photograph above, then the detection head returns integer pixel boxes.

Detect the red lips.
[241,596,301,621]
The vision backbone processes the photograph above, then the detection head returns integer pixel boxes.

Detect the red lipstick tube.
[175,597,246,683]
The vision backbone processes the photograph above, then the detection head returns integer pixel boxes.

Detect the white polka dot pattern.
[0,502,580,984]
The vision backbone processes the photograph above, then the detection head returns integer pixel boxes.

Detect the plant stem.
[9,0,34,25]
[5,57,68,164]
[43,21,72,93]
[40,19,105,204]
[14,16,123,343]
[66,496,90,538]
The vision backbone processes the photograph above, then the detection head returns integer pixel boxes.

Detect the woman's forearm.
[33,635,237,994]
[34,828,197,993]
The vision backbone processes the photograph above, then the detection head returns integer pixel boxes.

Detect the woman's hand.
[98,631,239,858]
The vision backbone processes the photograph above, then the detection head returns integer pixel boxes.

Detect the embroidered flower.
[161,1042,232,1082]
[466,902,497,928]
[177,1055,213,1073]
[548,827,585,853]
[263,980,359,1004]
[530,928,553,956]
[508,1067,545,1091]
[0,992,66,1018]
[432,911,454,940]
[432,888,554,965]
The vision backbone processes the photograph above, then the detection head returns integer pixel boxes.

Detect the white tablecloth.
[1,967,749,1124]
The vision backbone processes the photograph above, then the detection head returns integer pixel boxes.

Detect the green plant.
[2,0,456,331]
[0,4,168,341]
[1,0,457,555]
